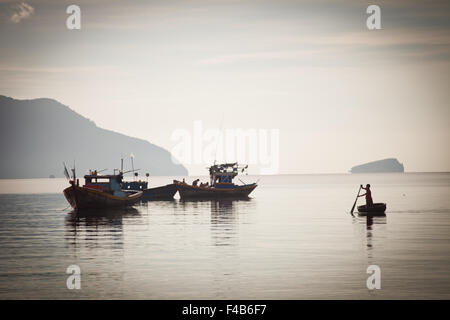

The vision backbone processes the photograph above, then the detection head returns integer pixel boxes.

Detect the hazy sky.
[1,0,449,175]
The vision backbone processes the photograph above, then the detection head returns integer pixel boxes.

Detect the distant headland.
[0,95,188,179]
[350,158,404,173]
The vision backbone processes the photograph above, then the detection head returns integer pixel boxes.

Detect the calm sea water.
[0,173,449,299]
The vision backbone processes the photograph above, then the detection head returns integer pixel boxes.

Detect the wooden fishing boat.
[175,181,257,199]
[63,172,142,211]
[357,203,386,216]
[143,184,177,200]
[118,156,178,201]
[122,180,177,200]
[175,163,257,199]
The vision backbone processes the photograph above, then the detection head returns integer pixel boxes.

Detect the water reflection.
[353,214,387,262]
[210,199,237,219]
[66,207,140,226]
[365,214,386,229]
[365,215,386,248]
[176,198,254,247]
[64,207,139,249]
[208,199,252,290]
[210,199,239,247]
[137,199,178,216]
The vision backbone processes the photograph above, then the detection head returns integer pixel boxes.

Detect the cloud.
[10,2,34,23]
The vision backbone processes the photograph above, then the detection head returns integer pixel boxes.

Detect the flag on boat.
[63,162,70,180]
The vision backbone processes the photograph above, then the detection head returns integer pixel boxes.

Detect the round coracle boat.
[357,203,386,216]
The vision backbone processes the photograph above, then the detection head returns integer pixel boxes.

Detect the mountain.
[0,95,188,179]
[350,158,404,173]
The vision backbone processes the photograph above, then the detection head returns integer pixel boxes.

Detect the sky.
[0,0,449,175]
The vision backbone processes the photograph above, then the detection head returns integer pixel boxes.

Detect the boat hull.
[357,203,386,216]
[175,181,257,199]
[141,183,177,200]
[63,185,142,210]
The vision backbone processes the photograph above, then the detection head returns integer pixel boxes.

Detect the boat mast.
[130,153,135,180]
[71,160,76,181]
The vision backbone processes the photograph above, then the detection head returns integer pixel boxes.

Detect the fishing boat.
[63,167,142,210]
[119,155,178,200]
[174,163,257,199]
[122,180,178,200]
[357,203,386,216]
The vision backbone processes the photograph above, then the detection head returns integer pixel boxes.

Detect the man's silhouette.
[359,184,373,207]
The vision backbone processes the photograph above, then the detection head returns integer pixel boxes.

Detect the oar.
[350,185,362,216]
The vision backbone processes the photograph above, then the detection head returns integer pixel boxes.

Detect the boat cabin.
[122,180,148,191]
[83,173,126,197]
[209,163,247,187]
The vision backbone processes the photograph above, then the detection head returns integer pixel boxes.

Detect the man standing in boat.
[358,184,373,207]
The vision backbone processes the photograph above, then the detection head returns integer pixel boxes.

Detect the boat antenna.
[238,178,246,185]
[122,168,140,175]
[71,159,76,181]
[130,153,135,180]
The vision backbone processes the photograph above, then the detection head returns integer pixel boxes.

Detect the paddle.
[350,185,362,216]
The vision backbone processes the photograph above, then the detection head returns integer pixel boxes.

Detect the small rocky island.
[350,158,404,173]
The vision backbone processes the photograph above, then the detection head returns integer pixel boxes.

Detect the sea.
[0,173,449,299]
